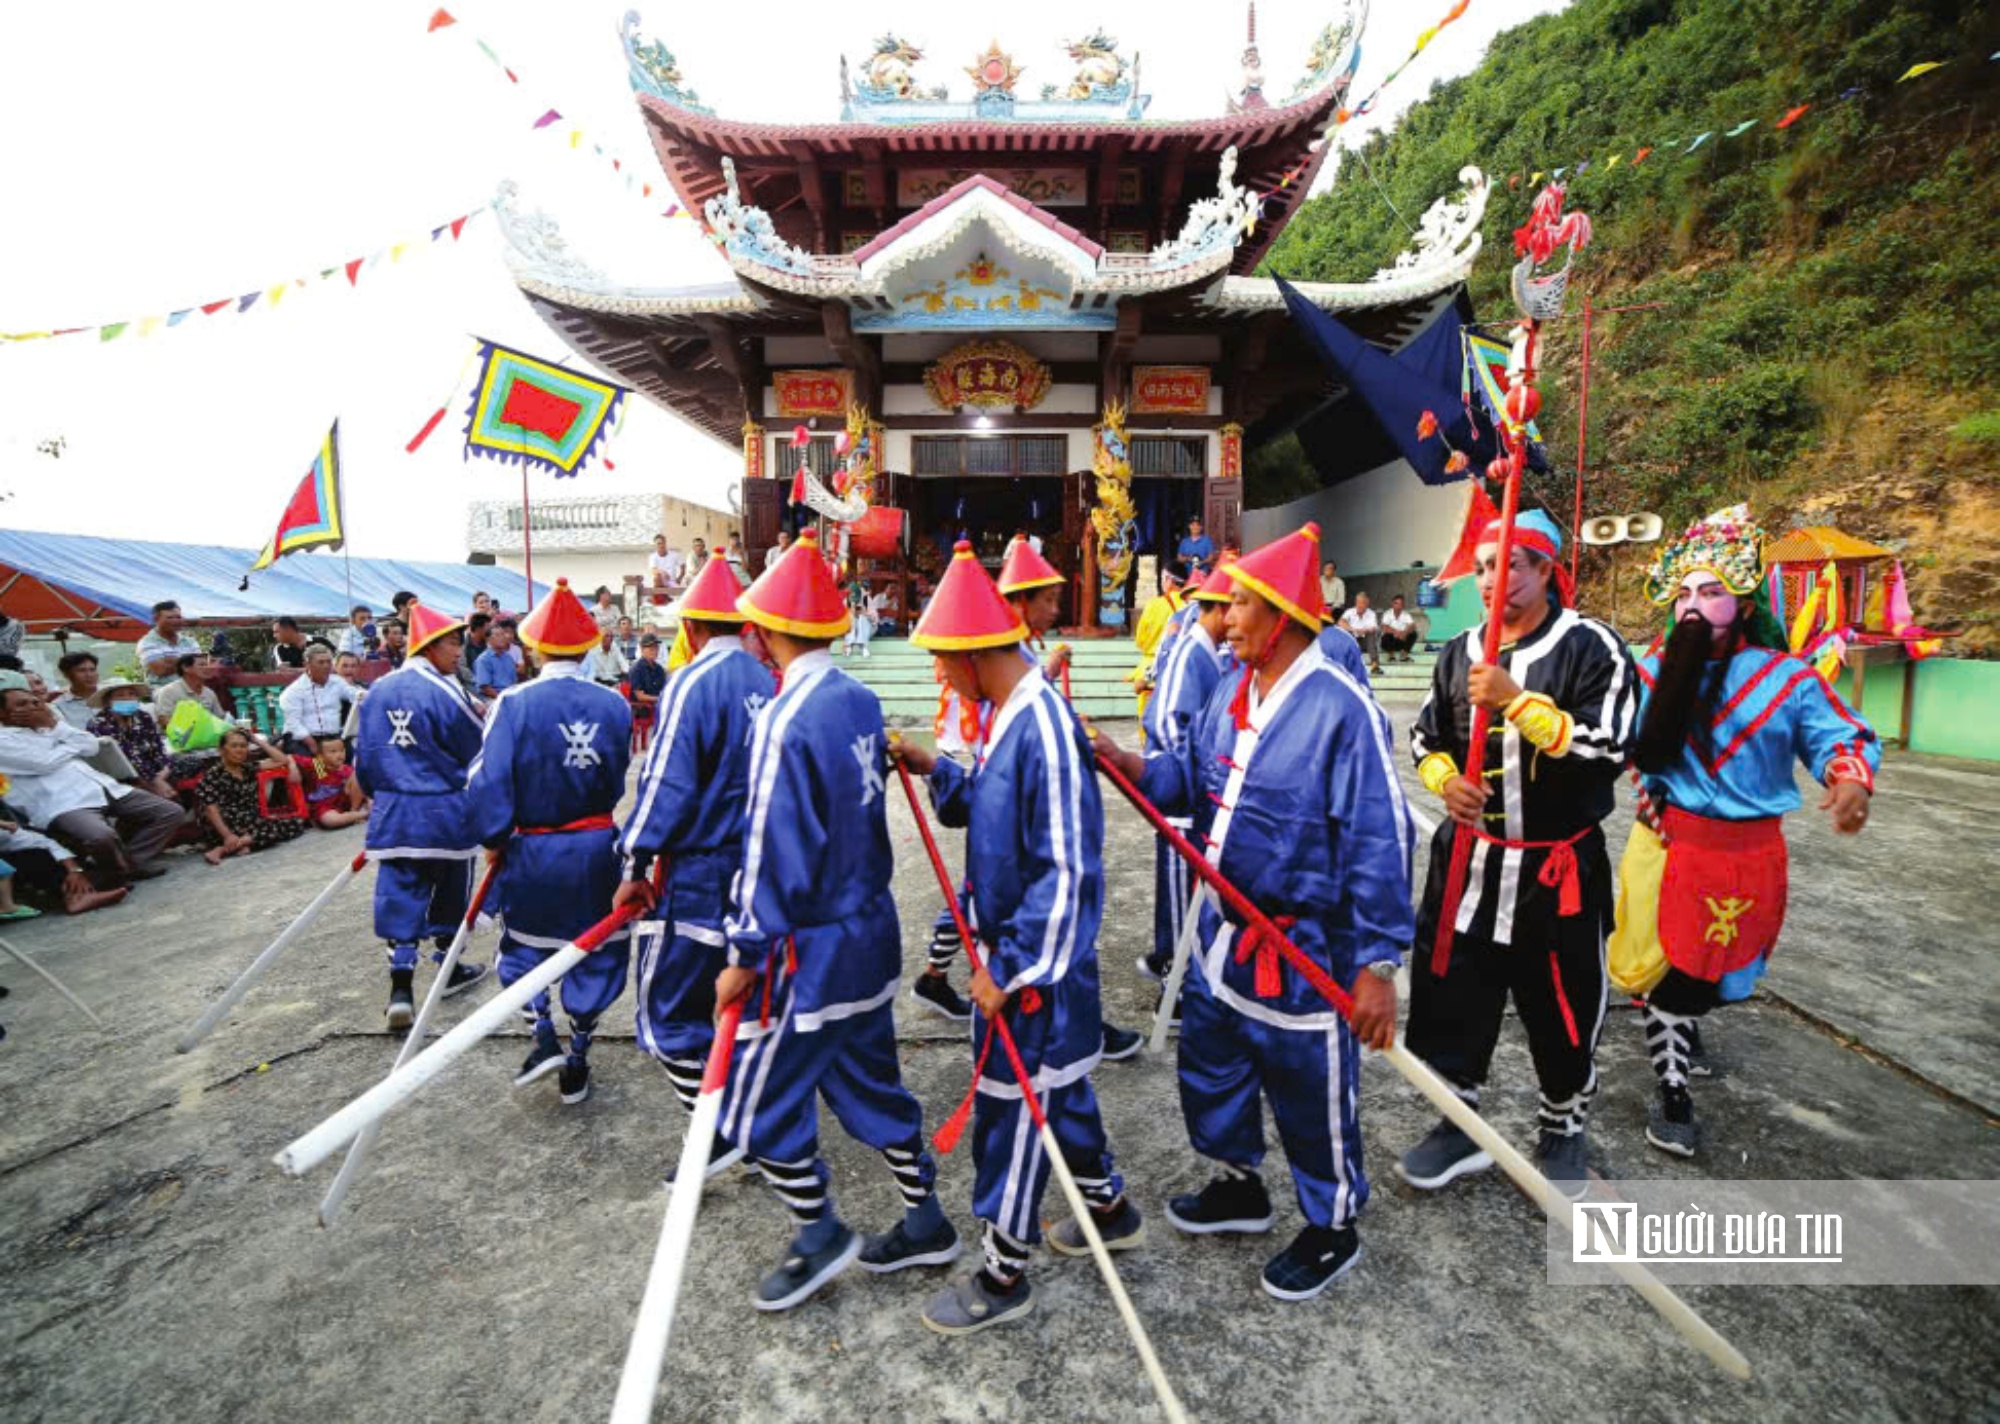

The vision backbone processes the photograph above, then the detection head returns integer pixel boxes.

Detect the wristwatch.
[1366,960,1399,982]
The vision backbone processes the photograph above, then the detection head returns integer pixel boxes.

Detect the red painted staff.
[1429,184,1592,976]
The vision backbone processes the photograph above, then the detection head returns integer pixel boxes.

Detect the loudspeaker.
[1625,511,1665,543]
[1581,515,1628,546]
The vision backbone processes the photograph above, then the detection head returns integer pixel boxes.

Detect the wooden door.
[743,477,781,574]
[1204,476,1243,554]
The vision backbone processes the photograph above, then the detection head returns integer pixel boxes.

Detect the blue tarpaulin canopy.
[0,528,544,639]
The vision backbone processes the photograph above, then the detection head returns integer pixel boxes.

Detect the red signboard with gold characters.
[1131,366,1211,415]
[923,340,1051,412]
[773,369,851,418]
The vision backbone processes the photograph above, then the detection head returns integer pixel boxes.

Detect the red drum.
[848,505,906,559]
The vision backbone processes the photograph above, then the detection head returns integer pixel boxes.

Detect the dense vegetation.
[1261,0,2000,646]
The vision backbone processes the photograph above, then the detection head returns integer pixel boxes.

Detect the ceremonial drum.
[848,505,906,560]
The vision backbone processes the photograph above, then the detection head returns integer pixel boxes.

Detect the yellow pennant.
[569,129,583,148]
[267,282,287,308]
[1530,171,1544,184]
[1897,60,1945,81]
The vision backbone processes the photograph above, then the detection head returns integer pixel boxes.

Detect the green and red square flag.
[462,338,626,477]
[251,421,346,571]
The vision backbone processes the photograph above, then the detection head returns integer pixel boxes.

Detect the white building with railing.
[467,493,735,611]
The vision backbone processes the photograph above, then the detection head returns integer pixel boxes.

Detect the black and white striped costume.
[1407,602,1639,1135]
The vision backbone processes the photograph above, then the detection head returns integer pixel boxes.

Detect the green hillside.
[1263,0,2000,649]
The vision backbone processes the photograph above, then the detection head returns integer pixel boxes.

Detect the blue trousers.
[1177,973,1368,1230]
[970,1002,1120,1247]
[719,994,932,1226]
[1149,823,1194,976]
[374,857,474,970]
[496,930,630,1037]
[634,850,733,1067]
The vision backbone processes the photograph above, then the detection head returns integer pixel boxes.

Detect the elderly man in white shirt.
[1338,589,1382,673]
[0,672,184,883]
[277,644,355,753]
[582,629,630,685]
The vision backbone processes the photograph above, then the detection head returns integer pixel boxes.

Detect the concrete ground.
[2,710,1996,1423]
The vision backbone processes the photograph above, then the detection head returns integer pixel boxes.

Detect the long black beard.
[1635,613,1742,773]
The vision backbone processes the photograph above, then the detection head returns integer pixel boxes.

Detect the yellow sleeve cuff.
[1418,751,1460,797]
[1505,690,1574,756]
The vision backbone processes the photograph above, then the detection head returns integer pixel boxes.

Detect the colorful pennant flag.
[462,339,627,478]
[426,8,456,32]
[1725,119,1758,136]
[533,108,562,129]
[1897,61,1944,82]
[1776,104,1811,128]
[252,422,346,571]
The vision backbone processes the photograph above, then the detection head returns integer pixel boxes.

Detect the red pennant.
[612,158,622,171]
[1633,146,1653,163]
[345,258,364,286]
[602,457,616,471]
[1777,104,1811,129]
[200,299,231,315]
[505,68,518,83]
[425,8,455,31]
[449,216,468,240]
[405,407,449,453]
[642,183,652,197]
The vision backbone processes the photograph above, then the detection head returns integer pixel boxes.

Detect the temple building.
[498,3,1491,628]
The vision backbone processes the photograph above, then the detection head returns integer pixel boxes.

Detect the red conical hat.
[738,529,850,639]
[1182,568,1207,595]
[517,578,601,657]
[997,539,1062,596]
[1191,566,1235,604]
[1222,523,1326,631]
[678,553,746,624]
[913,541,1028,652]
[404,602,468,655]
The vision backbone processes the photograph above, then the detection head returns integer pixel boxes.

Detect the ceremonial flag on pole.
[462,338,627,478]
[252,422,346,571]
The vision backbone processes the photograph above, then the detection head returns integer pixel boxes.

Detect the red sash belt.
[515,813,616,836]
[1466,823,1594,917]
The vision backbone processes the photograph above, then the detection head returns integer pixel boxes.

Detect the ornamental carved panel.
[922,339,1052,412]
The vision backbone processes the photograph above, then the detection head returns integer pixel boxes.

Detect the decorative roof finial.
[1229,1,1268,113]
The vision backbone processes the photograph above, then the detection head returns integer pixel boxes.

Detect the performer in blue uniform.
[464,579,632,1106]
[1610,505,1877,1157]
[353,602,489,1029]
[897,542,1141,1334]
[1095,523,1411,1301]
[613,555,775,1171]
[711,531,955,1313]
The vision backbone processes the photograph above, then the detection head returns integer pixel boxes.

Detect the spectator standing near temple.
[277,645,355,754]
[724,532,750,587]
[626,632,666,717]
[1176,515,1216,574]
[0,670,183,884]
[474,620,519,699]
[137,601,205,684]
[53,652,100,729]
[1380,595,1418,663]
[153,654,228,727]
[1340,591,1383,674]
[270,617,310,669]
[457,613,492,697]
[764,528,793,573]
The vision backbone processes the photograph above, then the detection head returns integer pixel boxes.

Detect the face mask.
[111,700,142,716]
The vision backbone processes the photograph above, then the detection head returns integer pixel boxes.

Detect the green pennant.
[99,322,128,342]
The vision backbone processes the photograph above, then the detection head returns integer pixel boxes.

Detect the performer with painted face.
[1610,505,1877,1157]
[1094,523,1412,1301]
[465,579,633,1105]
[353,603,489,1030]
[713,531,954,1312]
[896,542,1141,1333]
[613,555,776,1172]
[1402,511,1638,1197]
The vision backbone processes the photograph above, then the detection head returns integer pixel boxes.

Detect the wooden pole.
[1571,296,1592,587]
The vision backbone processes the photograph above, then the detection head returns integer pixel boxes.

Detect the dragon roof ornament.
[842,32,1148,122]
[1368,166,1491,284]
[1151,146,1259,268]
[1288,0,1368,103]
[622,11,710,113]
[493,179,607,288]
[703,157,814,277]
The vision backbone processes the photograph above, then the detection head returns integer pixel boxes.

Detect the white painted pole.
[177,852,368,1053]
[1146,886,1208,1055]
[318,859,500,1227]
[1385,1043,1751,1381]
[0,935,105,1029]
[608,1000,745,1424]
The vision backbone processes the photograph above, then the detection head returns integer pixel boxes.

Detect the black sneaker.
[859,1215,963,1274]
[1100,1023,1143,1062]
[1646,1084,1699,1158]
[386,971,415,1032]
[1166,1171,1275,1235]
[558,1060,591,1105]
[1134,955,1164,984]
[910,971,972,1023]
[1397,1117,1495,1190]
[514,1037,564,1088]
[1261,1224,1361,1302]
[1048,1196,1145,1256]
[441,960,488,998]
[1535,1130,1591,1200]
[922,1271,1034,1335]
[755,1222,861,1312]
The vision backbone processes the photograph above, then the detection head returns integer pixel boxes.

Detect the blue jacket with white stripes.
[619,636,775,871]
[724,651,901,1024]
[464,661,632,942]
[1139,620,1226,818]
[1148,643,1416,1026]
[929,667,1105,1080]
[353,657,486,856]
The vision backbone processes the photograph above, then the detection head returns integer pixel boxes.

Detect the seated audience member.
[334,650,364,687]
[0,671,183,884]
[591,587,622,634]
[271,616,310,669]
[627,631,666,716]
[0,841,34,920]
[391,591,419,625]
[584,628,629,686]
[471,591,494,617]
[1379,594,1418,663]
[1339,590,1383,673]
[474,619,519,698]
[0,816,126,915]
[277,644,354,754]
[153,653,228,727]
[136,601,205,685]
[87,678,201,799]
[614,615,639,662]
[54,652,101,728]
[298,733,369,829]
[0,607,20,662]
[337,605,374,658]
[374,618,408,668]
[197,728,308,864]
[647,534,683,592]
